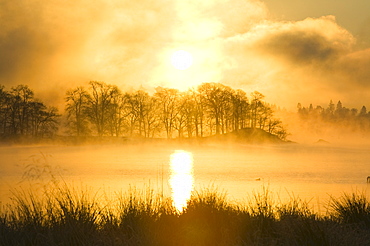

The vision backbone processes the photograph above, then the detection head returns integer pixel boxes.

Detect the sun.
[171,50,193,70]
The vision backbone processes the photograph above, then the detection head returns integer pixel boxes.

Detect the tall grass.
[1,184,370,245]
[329,192,370,226]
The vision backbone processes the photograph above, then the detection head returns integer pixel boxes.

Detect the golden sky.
[1,0,369,109]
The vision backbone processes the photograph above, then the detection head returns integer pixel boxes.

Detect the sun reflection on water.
[169,150,194,212]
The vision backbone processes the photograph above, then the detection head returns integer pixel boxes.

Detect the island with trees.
[1,81,289,144]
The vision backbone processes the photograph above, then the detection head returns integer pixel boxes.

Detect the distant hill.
[205,128,288,144]
[315,139,330,145]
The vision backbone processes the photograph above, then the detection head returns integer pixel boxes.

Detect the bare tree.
[124,92,140,137]
[0,84,59,138]
[257,104,273,130]
[86,81,119,137]
[250,91,265,129]
[0,85,11,135]
[142,95,160,138]
[267,118,282,134]
[106,89,126,137]
[123,90,156,137]
[189,89,204,137]
[65,87,90,136]
[220,86,234,134]
[231,89,249,130]
[174,92,190,138]
[135,90,150,137]
[9,85,34,135]
[154,87,179,139]
[178,90,199,138]
[197,83,232,135]
[33,105,59,137]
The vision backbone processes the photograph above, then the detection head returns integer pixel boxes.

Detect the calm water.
[1,143,370,211]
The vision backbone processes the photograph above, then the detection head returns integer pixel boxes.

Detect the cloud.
[218,15,370,108]
[0,1,94,85]
[0,1,59,82]
[335,49,370,86]
[0,0,176,91]
[226,16,355,64]
[0,0,369,110]
[200,0,268,37]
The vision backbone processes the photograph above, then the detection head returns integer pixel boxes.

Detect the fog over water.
[1,143,369,212]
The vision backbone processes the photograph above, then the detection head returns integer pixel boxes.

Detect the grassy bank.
[1,184,370,246]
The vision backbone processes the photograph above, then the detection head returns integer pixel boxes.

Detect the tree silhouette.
[250,91,265,129]
[197,83,231,135]
[231,89,249,131]
[65,87,90,136]
[154,87,179,139]
[0,84,59,138]
[0,85,10,135]
[51,81,289,140]
[86,81,119,137]
[0,82,289,141]
[298,100,370,134]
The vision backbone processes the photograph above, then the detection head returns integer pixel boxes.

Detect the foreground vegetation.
[1,185,370,246]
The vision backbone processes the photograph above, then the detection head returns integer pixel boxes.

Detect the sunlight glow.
[171,50,193,70]
[169,150,194,212]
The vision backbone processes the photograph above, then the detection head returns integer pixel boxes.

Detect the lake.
[1,143,370,212]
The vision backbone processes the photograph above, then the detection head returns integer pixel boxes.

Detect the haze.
[2,2,370,242]
[1,0,369,110]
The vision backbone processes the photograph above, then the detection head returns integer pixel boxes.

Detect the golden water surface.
[169,150,194,211]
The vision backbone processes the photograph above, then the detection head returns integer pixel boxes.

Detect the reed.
[329,191,370,226]
[1,184,370,245]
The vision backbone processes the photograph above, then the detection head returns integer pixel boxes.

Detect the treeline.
[0,82,288,140]
[0,85,59,138]
[65,81,288,140]
[297,100,370,132]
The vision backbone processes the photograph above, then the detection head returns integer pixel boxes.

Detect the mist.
[2,3,370,244]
